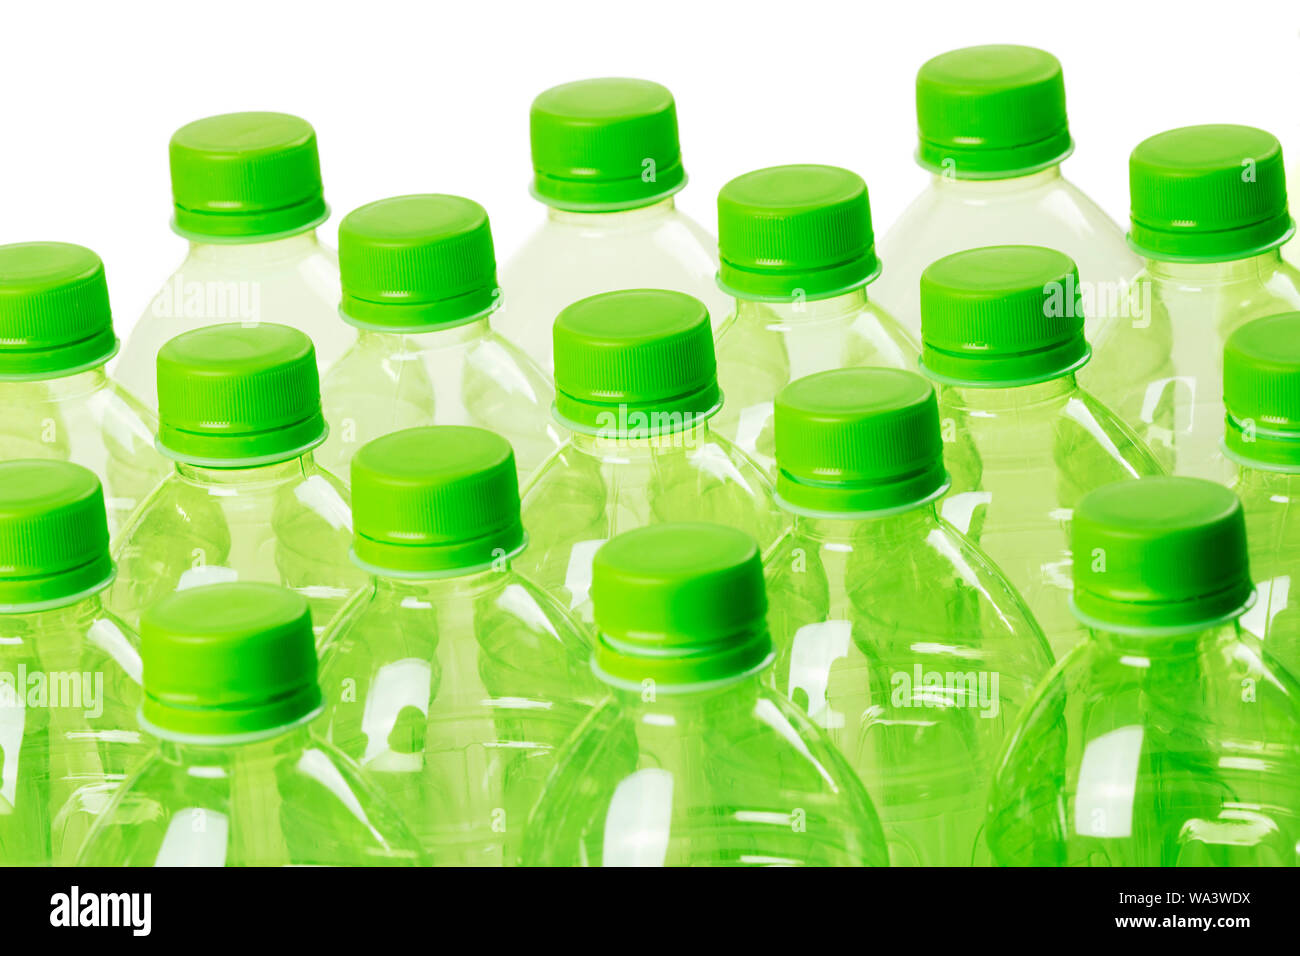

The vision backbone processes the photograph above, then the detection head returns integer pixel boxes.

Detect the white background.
[2,0,1298,338]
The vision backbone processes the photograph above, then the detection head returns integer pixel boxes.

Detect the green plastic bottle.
[764,367,1053,866]
[107,323,365,636]
[711,165,917,475]
[318,425,598,866]
[319,195,562,484]
[521,522,889,867]
[117,112,351,409]
[1084,124,1300,480]
[1223,312,1300,680]
[498,79,730,374]
[874,45,1138,346]
[920,245,1163,658]
[987,477,1300,866]
[77,581,423,866]
[0,242,167,536]
[0,460,143,866]
[518,289,784,625]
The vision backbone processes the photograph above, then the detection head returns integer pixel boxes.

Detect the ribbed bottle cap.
[552,289,721,435]
[1224,312,1300,469]
[169,112,328,241]
[338,194,499,330]
[591,523,772,690]
[916,45,1073,179]
[716,165,880,300]
[1072,477,1253,632]
[0,242,118,378]
[140,582,321,738]
[0,460,112,608]
[351,426,524,575]
[530,78,687,211]
[774,368,947,514]
[919,244,1090,386]
[1129,125,1293,262]
[156,323,326,465]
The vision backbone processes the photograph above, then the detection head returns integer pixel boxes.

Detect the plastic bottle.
[107,323,364,636]
[920,245,1163,658]
[987,476,1300,866]
[518,289,784,625]
[1084,124,1300,481]
[521,522,889,866]
[77,581,423,866]
[319,195,561,484]
[117,112,350,408]
[0,242,167,536]
[1223,313,1300,680]
[318,425,597,865]
[711,165,917,474]
[497,78,729,374]
[874,45,1137,345]
[0,460,143,865]
[764,367,1053,865]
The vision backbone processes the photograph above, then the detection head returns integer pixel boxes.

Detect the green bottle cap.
[338,194,499,331]
[591,523,772,690]
[552,289,721,435]
[156,323,326,465]
[169,112,328,242]
[1224,312,1300,469]
[1072,477,1253,632]
[916,45,1073,179]
[0,460,112,608]
[774,368,948,514]
[1129,125,1293,262]
[351,426,524,575]
[919,244,1090,386]
[140,581,321,739]
[716,164,881,301]
[0,242,118,379]
[530,78,687,211]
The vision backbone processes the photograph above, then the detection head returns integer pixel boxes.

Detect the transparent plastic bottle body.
[765,508,1052,866]
[1232,466,1300,681]
[937,375,1163,658]
[0,370,167,537]
[874,168,1139,346]
[987,622,1300,866]
[518,424,785,624]
[521,675,889,866]
[319,319,564,484]
[106,454,365,637]
[116,232,351,410]
[0,595,143,865]
[318,568,598,866]
[1083,253,1300,481]
[77,722,422,866]
[497,199,730,374]
[713,292,918,474]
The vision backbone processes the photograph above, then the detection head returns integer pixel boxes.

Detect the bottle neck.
[790,501,939,543]
[175,451,316,486]
[185,229,322,266]
[930,165,1062,195]
[544,196,676,228]
[1087,618,1242,663]
[1,364,109,396]
[371,563,510,602]
[356,316,491,351]
[734,288,869,325]
[567,414,718,455]
[158,721,314,766]
[1144,249,1285,285]
[1233,459,1300,491]
[610,669,765,718]
[938,371,1079,412]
